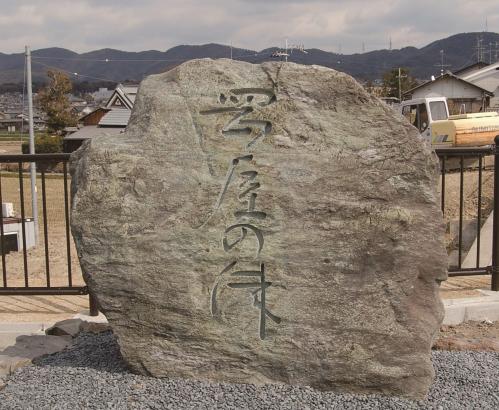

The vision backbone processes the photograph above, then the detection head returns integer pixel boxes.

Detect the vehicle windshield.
[402,104,428,132]
[430,101,448,121]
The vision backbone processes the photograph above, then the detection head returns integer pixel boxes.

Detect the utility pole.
[25,45,39,244]
[230,41,233,60]
[397,67,407,102]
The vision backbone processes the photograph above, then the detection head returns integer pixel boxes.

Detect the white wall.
[411,77,484,99]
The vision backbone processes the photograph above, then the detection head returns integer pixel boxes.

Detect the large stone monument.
[70,59,447,399]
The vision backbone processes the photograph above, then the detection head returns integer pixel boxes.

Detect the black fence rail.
[0,142,498,306]
[436,137,499,290]
[0,153,97,315]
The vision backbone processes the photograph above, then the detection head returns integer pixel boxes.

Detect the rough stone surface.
[79,321,110,334]
[70,59,448,399]
[46,319,84,338]
[0,335,72,379]
[0,356,31,380]
[0,335,71,361]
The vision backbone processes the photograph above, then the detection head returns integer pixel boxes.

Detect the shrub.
[22,134,63,154]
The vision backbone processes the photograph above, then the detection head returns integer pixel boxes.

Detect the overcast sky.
[0,0,497,54]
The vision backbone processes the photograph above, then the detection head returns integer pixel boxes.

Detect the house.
[63,83,138,152]
[460,62,499,109]
[0,112,46,133]
[403,72,492,114]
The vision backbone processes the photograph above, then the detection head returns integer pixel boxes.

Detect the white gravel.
[0,331,498,409]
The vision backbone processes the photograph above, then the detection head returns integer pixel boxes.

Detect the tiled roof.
[63,125,124,140]
[98,109,131,127]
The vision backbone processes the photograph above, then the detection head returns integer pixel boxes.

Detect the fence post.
[492,135,499,291]
[89,293,99,316]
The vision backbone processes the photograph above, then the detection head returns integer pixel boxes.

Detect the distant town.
[0,31,498,153]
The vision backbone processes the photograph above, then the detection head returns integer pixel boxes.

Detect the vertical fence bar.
[476,155,483,269]
[41,168,50,287]
[492,136,499,291]
[63,161,72,287]
[441,156,446,215]
[18,162,28,287]
[89,293,99,317]
[458,156,464,269]
[0,169,6,287]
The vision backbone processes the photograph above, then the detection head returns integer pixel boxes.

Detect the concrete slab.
[0,295,89,323]
[443,290,499,325]
[73,311,107,323]
[0,322,52,351]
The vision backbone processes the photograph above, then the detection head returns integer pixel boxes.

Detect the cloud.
[0,0,497,54]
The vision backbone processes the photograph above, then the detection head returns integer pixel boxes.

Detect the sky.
[0,0,498,54]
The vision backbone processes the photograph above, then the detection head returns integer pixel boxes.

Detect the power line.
[30,50,276,84]
[32,60,121,83]
[31,49,272,64]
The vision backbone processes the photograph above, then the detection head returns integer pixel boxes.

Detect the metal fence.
[0,153,97,315]
[436,136,499,290]
[0,142,498,307]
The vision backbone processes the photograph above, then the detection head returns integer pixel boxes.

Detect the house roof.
[462,61,499,83]
[78,106,110,122]
[453,62,489,76]
[98,108,131,127]
[403,72,493,97]
[104,83,138,110]
[63,125,124,140]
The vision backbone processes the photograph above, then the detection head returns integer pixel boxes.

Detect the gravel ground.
[0,332,498,410]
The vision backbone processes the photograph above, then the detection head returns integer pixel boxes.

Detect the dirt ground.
[0,141,23,155]
[434,320,499,351]
[440,168,494,221]
[440,275,491,299]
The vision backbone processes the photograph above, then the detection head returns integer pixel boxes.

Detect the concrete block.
[465,302,499,322]
[443,305,466,325]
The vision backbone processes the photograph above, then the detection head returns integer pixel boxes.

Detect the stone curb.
[443,290,499,325]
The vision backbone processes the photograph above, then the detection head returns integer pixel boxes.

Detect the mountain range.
[0,32,498,85]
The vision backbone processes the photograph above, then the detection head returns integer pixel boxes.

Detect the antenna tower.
[271,39,308,61]
[434,50,451,76]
